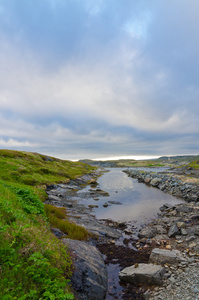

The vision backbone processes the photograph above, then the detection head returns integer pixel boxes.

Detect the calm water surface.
[79,168,183,223]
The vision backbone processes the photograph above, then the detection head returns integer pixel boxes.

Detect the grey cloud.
[0,0,199,158]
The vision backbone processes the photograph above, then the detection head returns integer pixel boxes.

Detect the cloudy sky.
[0,0,199,160]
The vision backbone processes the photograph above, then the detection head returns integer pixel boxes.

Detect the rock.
[168,224,179,237]
[90,179,98,186]
[181,228,188,236]
[119,263,166,286]
[138,227,157,239]
[151,178,162,187]
[159,203,175,212]
[107,200,122,205]
[149,248,184,265]
[48,194,62,202]
[177,222,186,228]
[176,206,192,213]
[51,227,65,238]
[88,204,98,209]
[62,239,107,300]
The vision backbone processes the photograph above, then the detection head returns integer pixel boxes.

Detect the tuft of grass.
[45,204,89,241]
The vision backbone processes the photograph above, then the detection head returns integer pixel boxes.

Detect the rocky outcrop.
[125,169,199,202]
[119,263,166,286]
[62,239,107,300]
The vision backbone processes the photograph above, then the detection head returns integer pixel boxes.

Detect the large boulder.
[62,239,107,300]
[149,248,184,265]
[119,263,166,286]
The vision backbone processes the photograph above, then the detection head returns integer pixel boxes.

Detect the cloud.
[0,0,199,158]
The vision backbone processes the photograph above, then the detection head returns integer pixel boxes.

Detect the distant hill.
[80,155,199,168]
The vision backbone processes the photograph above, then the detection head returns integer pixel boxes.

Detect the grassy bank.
[0,150,95,299]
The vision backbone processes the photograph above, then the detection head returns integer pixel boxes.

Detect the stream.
[78,167,182,224]
[76,168,184,299]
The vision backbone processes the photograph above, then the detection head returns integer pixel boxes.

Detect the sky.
[0,0,199,160]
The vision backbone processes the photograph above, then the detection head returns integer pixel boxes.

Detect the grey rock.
[181,228,188,236]
[62,239,107,300]
[149,248,184,265]
[159,203,174,212]
[48,194,62,202]
[138,227,157,239]
[168,224,179,237]
[176,206,192,213]
[119,263,166,286]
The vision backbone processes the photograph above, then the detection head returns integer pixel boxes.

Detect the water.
[77,168,184,299]
[79,168,183,223]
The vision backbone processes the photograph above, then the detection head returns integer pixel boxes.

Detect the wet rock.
[107,200,122,205]
[62,239,107,300]
[149,248,184,265]
[119,263,166,286]
[88,204,98,209]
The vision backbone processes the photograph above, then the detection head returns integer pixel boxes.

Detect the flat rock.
[62,239,107,300]
[119,263,166,286]
[149,248,185,265]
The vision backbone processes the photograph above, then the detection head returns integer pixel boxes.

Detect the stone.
[176,206,192,213]
[181,228,188,236]
[159,203,175,212]
[51,227,65,238]
[177,222,186,228]
[151,178,162,187]
[149,248,184,265]
[168,224,179,237]
[107,200,122,205]
[62,239,107,300]
[48,194,62,202]
[138,227,157,239]
[119,263,166,286]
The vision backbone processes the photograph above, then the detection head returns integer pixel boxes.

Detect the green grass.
[188,160,199,169]
[0,150,95,299]
[0,149,93,186]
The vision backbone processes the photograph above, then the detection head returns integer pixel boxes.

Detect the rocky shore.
[46,168,199,299]
[124,168,199,202]
[124,168,199,299]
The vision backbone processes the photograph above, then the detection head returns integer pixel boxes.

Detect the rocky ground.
[125,168,199,300]
[46,167,199,300]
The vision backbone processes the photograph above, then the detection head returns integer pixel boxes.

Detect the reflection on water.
[79,168,183,222]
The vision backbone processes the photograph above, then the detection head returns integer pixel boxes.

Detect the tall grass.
[45,204,90,241]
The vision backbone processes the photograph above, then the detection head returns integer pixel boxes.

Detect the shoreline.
[46,167,199,299]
